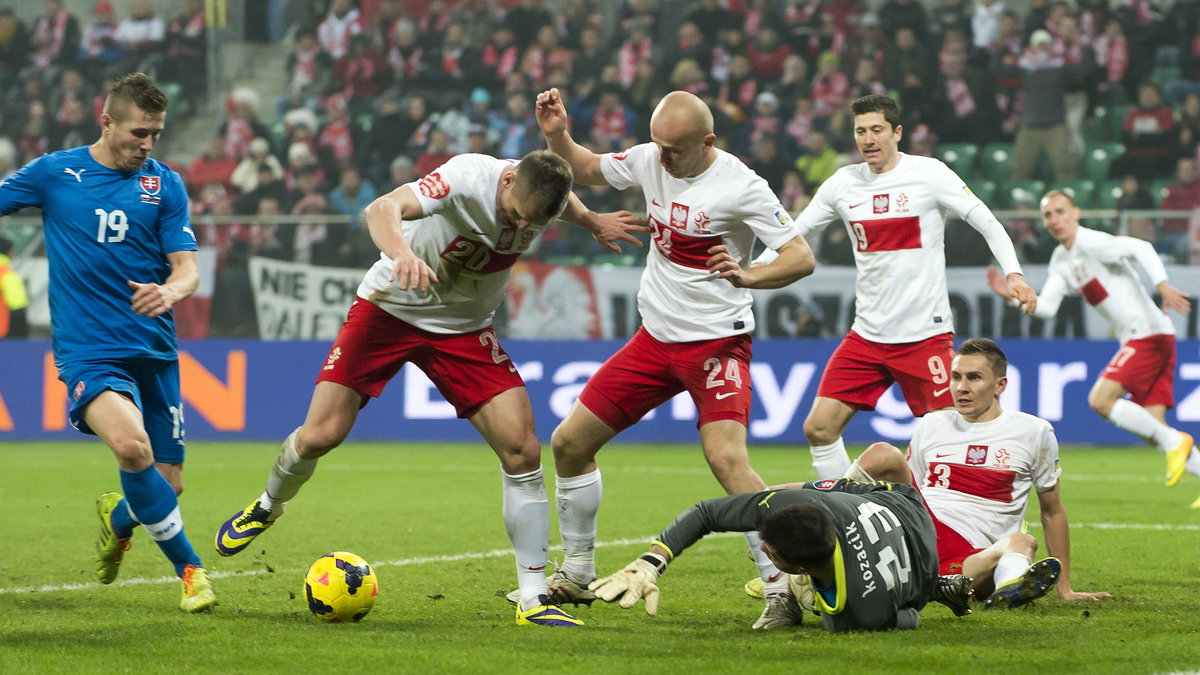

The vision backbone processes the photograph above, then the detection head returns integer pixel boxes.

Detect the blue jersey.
[0,146,196,363]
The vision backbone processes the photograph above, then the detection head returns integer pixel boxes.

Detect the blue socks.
[119,465,201,576]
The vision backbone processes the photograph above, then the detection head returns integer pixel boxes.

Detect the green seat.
[160,81,183,124]
[1106,104,1131,140]
[1048,179,1096,208]
[1081,142,1123,182]
[1006,180,1046,210]
[967,179,996,206]
[1150,66,1181,86]
[980,142,1015,183]
[1150,178,1174,202]
[1093,180,1124,209]
[938,143,980,179]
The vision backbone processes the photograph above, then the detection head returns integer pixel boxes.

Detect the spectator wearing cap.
[1006,28,1078,181]
[78,0,121,80]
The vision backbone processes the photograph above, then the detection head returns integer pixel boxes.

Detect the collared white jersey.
[907,409,1061,548]
[357,154,546,333]
[599,143,803,342]
[1039,227,1174,343]
[798,154,996,343]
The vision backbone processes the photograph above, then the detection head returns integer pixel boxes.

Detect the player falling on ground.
[588,477,971,631]
[214,150,646,627]
[754,94,1036,482]
[848,338,1112,609]
[988,190,1200,507]
[532,87,817,629]
[0,73,213,612]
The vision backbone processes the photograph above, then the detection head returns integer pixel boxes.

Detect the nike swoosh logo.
[933,387,950,397]
[935,452,956,458]
[218,530,248,551]
[849,202,864,208]
[715,392,737,400]
[652,199,663,207]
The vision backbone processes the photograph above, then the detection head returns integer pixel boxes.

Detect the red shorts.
[579,327,753,431]
[933,515,984,576]
[1101,334,1176,408]
[315,299,525,419]
[816,331,954,416]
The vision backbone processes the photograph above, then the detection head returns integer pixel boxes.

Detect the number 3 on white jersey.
[95,209,129,243]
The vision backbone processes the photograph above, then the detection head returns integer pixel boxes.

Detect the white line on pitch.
[1,523,1196,596]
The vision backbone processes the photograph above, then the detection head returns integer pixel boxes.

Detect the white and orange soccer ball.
[303,552,379,622]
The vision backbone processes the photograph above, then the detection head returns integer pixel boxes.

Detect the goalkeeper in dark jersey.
[590,479,969,631]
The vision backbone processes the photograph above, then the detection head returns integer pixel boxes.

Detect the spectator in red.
[281,29,332,117]
[335,34,388,109]
[317,94,360,175]
[746,25,791,80]
[434,21,479,95]
[30,0,80,77]
[414,128,456,177]
[1112,82,1177,180]
[822,0,866,34]
[317,0,363,60]
[718,53,759,114]
[1092,18,1129,106]
[810,51,848,118]
[189,138,239,196]
[585,87,635,152]
[49,67,91,126]
[617,18,653,88]
[520,24,572,88]
[77,0,121,81]
[480,26,520,93]
[1160,157,1200,259]
[219,87,270,161]
[160,0,206,115]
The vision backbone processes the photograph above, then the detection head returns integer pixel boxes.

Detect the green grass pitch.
[1,441,1198,673]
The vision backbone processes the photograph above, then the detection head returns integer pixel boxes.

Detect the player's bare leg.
[846,442,912,484]
[1089,377,1200,488]
[804,396,857,480]
[216,382,360,557]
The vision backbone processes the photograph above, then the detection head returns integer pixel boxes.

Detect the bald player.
[526,87,817,629]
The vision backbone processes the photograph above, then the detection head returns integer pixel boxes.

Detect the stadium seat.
[1106,104,1131,140]
[1048,180,1096,208]
[1081,142,1123,182]
[160,81,182,125]
[1150,178,1174,202]
[1006,180,1046,210]
[980,143,1014,183]
[1150,66,1181,86]
[1093,180,1124,209]
[968,180,996,206]
[938,143,979,179]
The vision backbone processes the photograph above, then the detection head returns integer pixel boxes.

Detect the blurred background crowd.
[2,0,1200,291]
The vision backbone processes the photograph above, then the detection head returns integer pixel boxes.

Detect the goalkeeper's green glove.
[588,553,668,616]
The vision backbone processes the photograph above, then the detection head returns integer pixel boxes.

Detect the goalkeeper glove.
[588,553,668,616]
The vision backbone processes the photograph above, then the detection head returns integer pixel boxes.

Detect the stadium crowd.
[3,0,1200,300]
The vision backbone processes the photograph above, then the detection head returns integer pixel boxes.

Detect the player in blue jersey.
[0,73,214,612]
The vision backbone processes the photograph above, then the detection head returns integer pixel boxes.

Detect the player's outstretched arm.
[987,265,1044,316]
[1157,281,1192,315]
[559,192,649,253]
[705,234,814,289]
[363,185,439,291]
[535,88,607,186]
[589,548,669,616]
[1037,484,1113,602]
[127,250,198,318]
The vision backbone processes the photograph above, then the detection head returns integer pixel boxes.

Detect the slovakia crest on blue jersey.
[140,175,160,194]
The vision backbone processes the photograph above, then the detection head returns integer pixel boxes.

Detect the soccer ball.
[304,552,379,622]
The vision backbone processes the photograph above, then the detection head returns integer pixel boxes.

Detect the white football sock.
[993,552,1032,587]
[1107,399,1180,451]
[262,429,318,516]
[811,438,851,480]
[744,531,784,582]
[843,460,874,482]
[555,469,602,582]
[502,467,550,610]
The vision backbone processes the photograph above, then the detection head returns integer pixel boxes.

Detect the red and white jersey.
[1037,227,1174,343]
[357,154,545,334]
[599,143,803,342]
[908,409,1061,548]
[798,153,1015,343]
